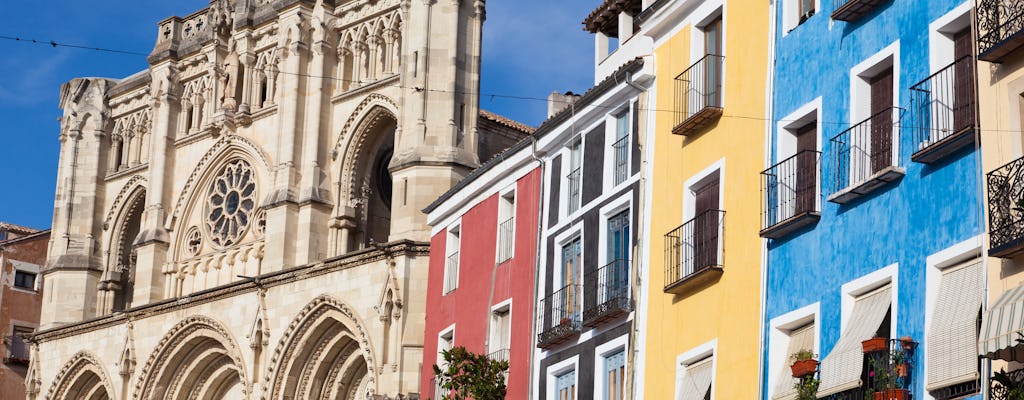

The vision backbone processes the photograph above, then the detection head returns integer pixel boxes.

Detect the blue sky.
[0,1,600,229]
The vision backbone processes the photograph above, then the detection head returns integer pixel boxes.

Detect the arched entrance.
[134,316,248,400]
[46,352,114,400]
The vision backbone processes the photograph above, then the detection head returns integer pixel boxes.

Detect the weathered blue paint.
[762,1,983,398]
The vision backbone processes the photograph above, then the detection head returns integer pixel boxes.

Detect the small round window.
[204,159,257,248]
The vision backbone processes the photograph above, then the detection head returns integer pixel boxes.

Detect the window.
[612,111,630,186]
[0,230,8,241]
[560,237,582,315]
[926,260,983,397]
[444,225,461,294]
[497,190,516,263]
[13,270,36,290]
[556,369,577,400]
[772,322,816,399]
[604,349,626,400]
[679,356,714,400]
[818,284,892,396]
[603,211,631,307]
[693,173,721,270]
[6,325,32,364]
[567,137,583,214]
[490,303,511,355]
[702,15,723,108]
[438,327,455,366]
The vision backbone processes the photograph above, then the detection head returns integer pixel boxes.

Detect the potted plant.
[867,338,914,400]
[559,317,572,327]
[789,349,818,378]
[794,376,819,400]
[862,337,888,353]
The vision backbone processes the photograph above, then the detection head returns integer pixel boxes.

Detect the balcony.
[537,284,582,349]
[988,156,1024,258]
[664,210,725,295]
[612,135,630,185]
[443,252,459,294]
[4,335,28,366]
[828,107,905,204]
[824,339,918,400]
[761,150,821,239]
[992,367,1024,400]
[831,0,887,22]
[567,168,582,214]
[583,259,633,327]
[672,54,724,136]
[497,217,514,264]
[978,0,1024,63]
[487,348,510,364]
[909,56,977,164]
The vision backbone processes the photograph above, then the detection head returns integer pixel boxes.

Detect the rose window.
[184,227,202,257]
[205,159,256,247]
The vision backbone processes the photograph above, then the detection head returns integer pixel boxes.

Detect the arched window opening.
[183,106,194,134]
[113,193,145,312]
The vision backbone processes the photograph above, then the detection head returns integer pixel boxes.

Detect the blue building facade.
[761,1,984,399]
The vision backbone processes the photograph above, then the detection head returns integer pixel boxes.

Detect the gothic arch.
[133,315,249,400]
[45,351,114,400]
[168,135,271,235]
[103,175,147,231]
[332,93,398,198]
[103,183,146,312]
[264,294,378,400]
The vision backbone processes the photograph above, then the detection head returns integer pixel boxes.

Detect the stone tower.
[33,1,520,399]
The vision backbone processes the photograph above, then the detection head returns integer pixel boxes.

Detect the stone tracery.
[204,159,257,248]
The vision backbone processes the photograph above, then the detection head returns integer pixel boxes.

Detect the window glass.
[557,369,576,400]
[605,350,626,400]
[14,270,36,290]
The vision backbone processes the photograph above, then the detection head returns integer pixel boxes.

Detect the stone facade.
[31,0,521,399]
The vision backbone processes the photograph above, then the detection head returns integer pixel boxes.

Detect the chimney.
[547,91,581,118]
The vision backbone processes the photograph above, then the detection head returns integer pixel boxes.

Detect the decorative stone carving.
[204,159,257,248]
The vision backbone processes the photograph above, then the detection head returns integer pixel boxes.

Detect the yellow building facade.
[640,0,769,398]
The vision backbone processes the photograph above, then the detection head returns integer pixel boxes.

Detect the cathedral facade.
[29,0,519,399]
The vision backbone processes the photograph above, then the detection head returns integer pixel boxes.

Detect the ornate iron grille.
[987,156,1024,254]
[537,284,582,347]
[992,367,1024,400]
[978,0,1024,59]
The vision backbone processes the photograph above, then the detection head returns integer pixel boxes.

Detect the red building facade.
[422,139,541,400]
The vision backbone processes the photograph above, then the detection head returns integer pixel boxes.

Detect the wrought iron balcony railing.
[537,284,582,349]
[828,107,904,204]
[909,56,977,164]
[487,348,510,364]
[664,209,724,294]
[583,259,633,327]
[831,0,887,22]
[761,150,821,239]
[496,217,514,263]
[988,156,1024,257]
[4,335,28,365]
[443,252,459,294]
[567,168,582,214]
[612,135,630,186]
[992,367,1024,400]
[672,54,724,136]
[823,339,918,400]
[978,0,1024,62]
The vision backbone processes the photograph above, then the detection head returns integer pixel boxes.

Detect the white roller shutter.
[817,286,892,397]
[773,322,816,399]
[927,260,983,390]
[680,357,714,400]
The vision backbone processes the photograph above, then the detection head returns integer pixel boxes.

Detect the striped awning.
[980,284,1024,361]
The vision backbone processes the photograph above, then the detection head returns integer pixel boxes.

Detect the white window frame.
[840,263,899,336]
[598,195,634,268]
[444,222,462,294]
[683,158,726,222]
[437,324,456,367]
[688,3,727,107]
[928,2,973,74]
[489,299,513,354]
[10,260,41,292]
[773,98,823,217]
[923,235,983,400]
[782,0,820,35]
[850,41,901,124]
[496,186,518,264]
[554,227,585,291]
[767,303,821,399]
[563,135,585,218]
[595,334,630,400]
[606,105,633,190]
[674,338,718,400]
[546,355,580,400]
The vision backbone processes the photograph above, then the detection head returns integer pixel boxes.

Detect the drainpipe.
[625,72,646,400]
[527,135,545,400]
[758,1,780,399]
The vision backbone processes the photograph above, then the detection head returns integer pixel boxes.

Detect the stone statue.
[220,38,240,112]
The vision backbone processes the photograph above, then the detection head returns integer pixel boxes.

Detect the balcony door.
[795,123,817,214]
[561,238,582,317]
[870,67,894,174]
[704,16,723,108]
[694,175,720,270]
[953,28,974,132]
[607,211,630,301]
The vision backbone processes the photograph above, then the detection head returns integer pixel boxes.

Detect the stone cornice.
[31,240,429,343]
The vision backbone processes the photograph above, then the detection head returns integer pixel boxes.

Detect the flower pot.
[873,389,909,400]
[559,318,572,327]
[862,337,888,353]
[895,362,909,377]
[790,359,818,378]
